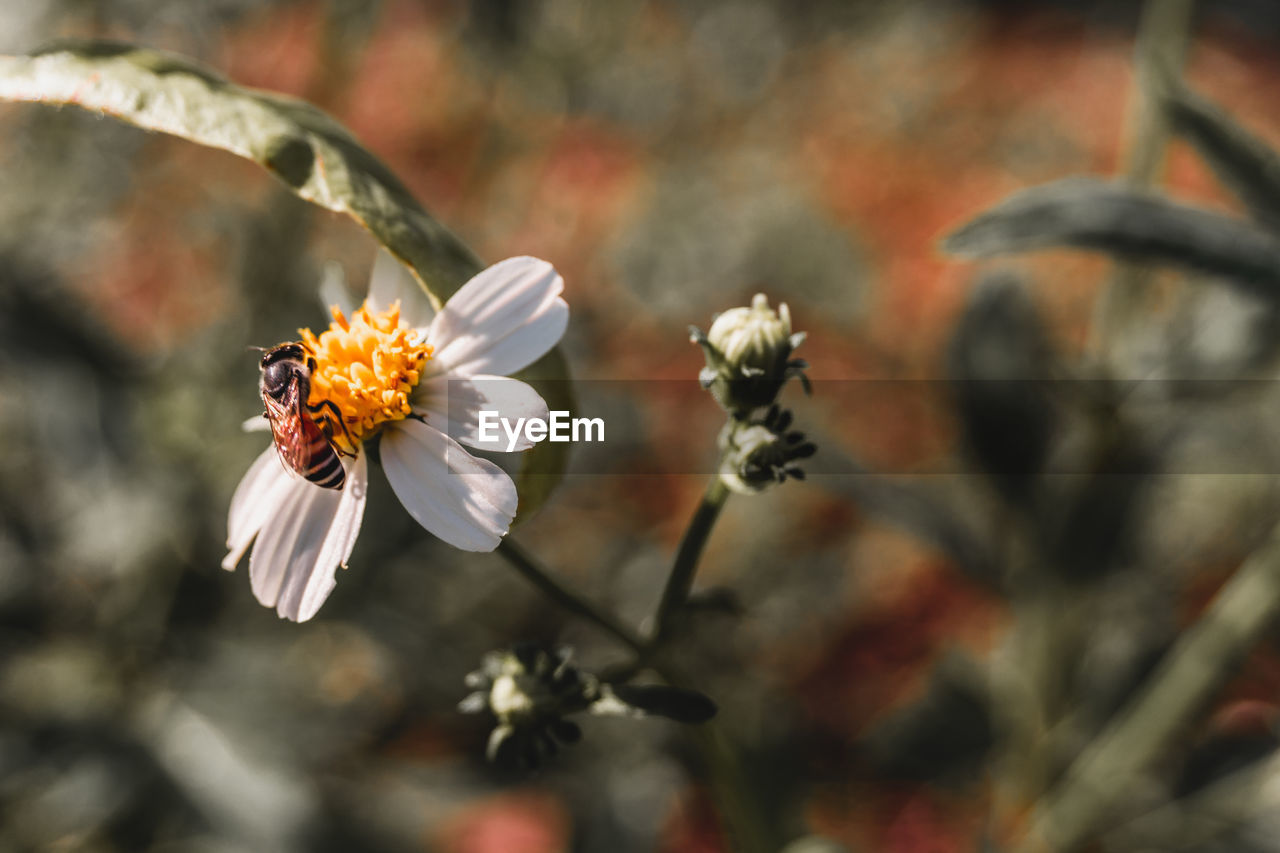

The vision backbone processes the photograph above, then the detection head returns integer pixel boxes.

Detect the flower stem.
[1089,0,1196,358]
[495,537,645,654]
[652,476,731,643]
[694,720,784,853]
[652,658,782,853]
[1016,517,1280,852]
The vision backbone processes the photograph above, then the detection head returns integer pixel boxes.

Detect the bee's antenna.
[247,345,268,353]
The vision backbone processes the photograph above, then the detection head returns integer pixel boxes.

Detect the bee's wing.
[264,379,319,477]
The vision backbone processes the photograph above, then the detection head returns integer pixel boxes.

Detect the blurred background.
[8,1,1280,851]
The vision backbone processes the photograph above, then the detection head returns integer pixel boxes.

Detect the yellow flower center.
[299,300,432,451]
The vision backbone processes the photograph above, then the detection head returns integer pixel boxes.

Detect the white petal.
[241,414,271,433]
[380,418,517,551]
[316,452,369,572]
[282,453,369,622]
[411,374,549,452]
[246,454,367,622]
[247,478,338,618]
[317,259,355,318]
[427,257,568,377]
[223,446,295,571]
[366,248,435,331]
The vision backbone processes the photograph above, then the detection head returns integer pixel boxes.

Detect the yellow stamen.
[299,300,432,452]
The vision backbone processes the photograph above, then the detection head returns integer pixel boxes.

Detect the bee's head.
[260,342,307,368]
[259,342,311,397]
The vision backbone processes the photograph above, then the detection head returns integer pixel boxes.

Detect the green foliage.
[944,177,1280,301]
[1163,82,1280,233]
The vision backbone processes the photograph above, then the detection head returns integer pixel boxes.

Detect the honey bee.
[259,343,352,490]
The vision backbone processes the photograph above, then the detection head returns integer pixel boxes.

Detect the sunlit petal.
[241,414,271,433]
[427,257,568,377]
[411,374,549,451]
[246,454,366,622]
[317,259,355,318]
[381,418,517,551]
[223,446,295,571]
[365,248,435,331]
[273,453,368,621]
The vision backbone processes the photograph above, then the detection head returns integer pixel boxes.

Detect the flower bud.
[692,294,809,417]
[718,405,817,494]
[459,644,717,767]
[708,294,793,370]
[459,644,591,766]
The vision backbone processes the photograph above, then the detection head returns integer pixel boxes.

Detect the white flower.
[223,254,568,621]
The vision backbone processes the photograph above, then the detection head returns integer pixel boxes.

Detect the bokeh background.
[8,1,1280,851]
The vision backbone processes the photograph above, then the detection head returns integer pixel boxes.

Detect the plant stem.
[652,476,732,643]
[1016,517,1280,852]
[1105,748,1280,851]
[495,537,645,654]
[1090,0,1197,358]
[652,658,781,853]
[648,477,784,852]
[694,718,783,853]
[1125,0,1198,187]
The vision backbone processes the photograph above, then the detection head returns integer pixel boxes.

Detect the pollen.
[300,300,432,450]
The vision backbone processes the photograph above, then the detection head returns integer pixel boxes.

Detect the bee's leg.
[309,399,358,456]
[306,398,343,423]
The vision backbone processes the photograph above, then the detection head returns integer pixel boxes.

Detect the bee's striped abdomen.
[302,436,346,489]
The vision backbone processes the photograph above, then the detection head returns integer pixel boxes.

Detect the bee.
[259,342,352,490]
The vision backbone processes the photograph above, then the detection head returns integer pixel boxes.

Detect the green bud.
[692,294,809,417]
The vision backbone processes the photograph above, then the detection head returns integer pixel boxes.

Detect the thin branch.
[1125,0,1198,187]
[692,718,784,853]
[1017,517,1280,852]
[652,476,731,643]
[495,537,645,654]
[654,658,784,853]
[1106,749,1280,851]
[1089,0,1198,357]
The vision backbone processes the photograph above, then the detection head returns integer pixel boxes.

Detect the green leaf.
[0,40,571,516]
[943,178,1280,301]
[607,683,718,723]
[8,41,479,303]
[1164,82,1280,234]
